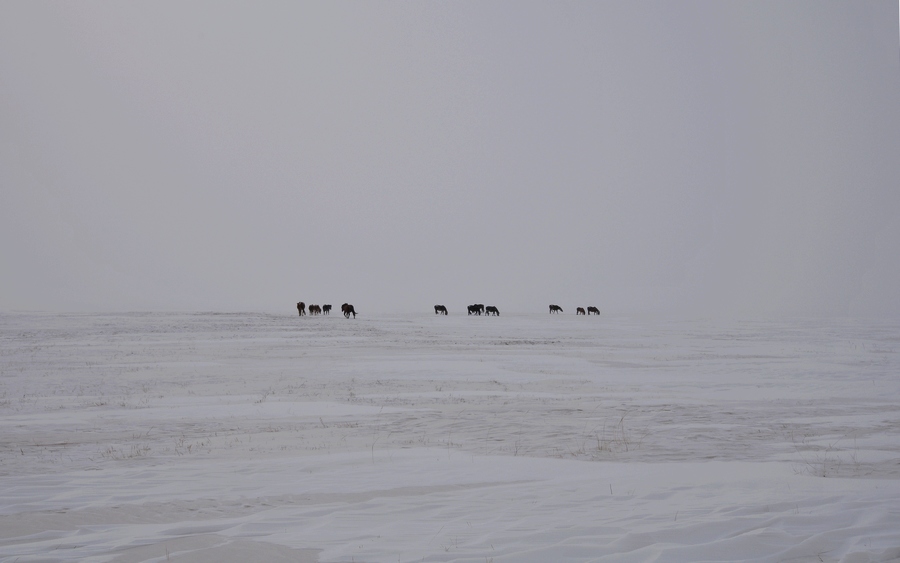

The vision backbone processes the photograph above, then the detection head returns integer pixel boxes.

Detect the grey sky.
[2,2,899,317]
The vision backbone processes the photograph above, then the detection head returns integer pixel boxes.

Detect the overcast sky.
[2,1,899,317]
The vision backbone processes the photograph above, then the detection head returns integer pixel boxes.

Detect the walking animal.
[549,304,563,314]
[296,302,306,316]
[341,303,357,318]
[322,304,331,315]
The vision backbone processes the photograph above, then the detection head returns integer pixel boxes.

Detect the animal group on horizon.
[550,304,600,315]
[297,302,355,318]
[464,304,500,316]
[296,302,598,318]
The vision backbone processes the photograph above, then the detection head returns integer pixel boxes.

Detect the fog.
[2,1,899,317]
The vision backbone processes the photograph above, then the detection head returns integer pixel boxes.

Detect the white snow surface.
[1,312,899,562]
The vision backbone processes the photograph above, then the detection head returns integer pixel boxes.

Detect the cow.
[485,306,499,316]
[341,303,357,318]
[549,304,563,314]
[587,306,600,315]
[576,307,586,315]
[434,305,448,315]
[297,302,306,316]
[322,304,332,315]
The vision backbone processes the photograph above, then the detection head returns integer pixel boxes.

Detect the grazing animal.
[434,305,448,315]
[341,303,357,318]
[467,304,478,315]
[475,304,485,315]
[297,302,306,316]
[587,306,600,315]
[485,306,499,316]
[322,304,331,315]
[576,307,586,315]
[549,304,563,314]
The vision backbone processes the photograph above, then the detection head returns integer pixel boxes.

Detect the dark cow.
[434,305,448,315]
[576,307,586,315]
[297,302,306,316]
[341,303,357,318]
[485,306,499,316]
[587,306,600,315]
[322,304,332,315]
[549,304,563,314]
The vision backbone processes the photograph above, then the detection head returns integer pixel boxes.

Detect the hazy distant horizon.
[3,2,899,318]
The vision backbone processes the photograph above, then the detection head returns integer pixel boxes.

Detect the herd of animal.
[296,302,599,318]
[457,304,500,316]
[296,302,356,318]
[550,304,601,315]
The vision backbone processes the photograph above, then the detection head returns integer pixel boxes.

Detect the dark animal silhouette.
[322,304,331,315]
[297,302,306,316]
[467,304,485,315]
[475,304,485,315]
[434,305,448,315]
[485,306,499,316]
[576,307,586,315]
[587,306,600,315]
[549,304,563,314]
[341,303,357,318]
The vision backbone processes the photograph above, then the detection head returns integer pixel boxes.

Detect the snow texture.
[1,312,899,562]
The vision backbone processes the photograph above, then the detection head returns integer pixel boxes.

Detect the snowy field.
[1,311,899,562]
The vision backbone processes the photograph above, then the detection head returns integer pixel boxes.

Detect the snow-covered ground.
[1,312,899,562]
